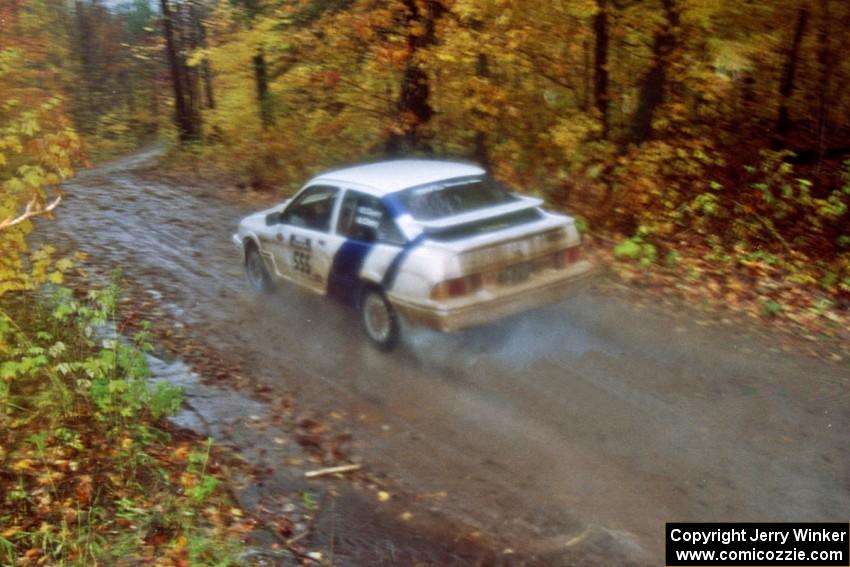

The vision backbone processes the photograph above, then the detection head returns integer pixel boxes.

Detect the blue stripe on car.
[327,194,428,304]
[380,194,428,291]
[381,233,427,290]
[382,193,404,218]
[327,239,373,305]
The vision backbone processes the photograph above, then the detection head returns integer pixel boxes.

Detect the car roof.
[310,159,486,196]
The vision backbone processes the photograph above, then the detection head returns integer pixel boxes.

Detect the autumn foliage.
[1,4,247,564]
[0,0,84,295]
[172,0,850,327]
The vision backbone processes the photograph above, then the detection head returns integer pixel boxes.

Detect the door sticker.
[290,234,312,274]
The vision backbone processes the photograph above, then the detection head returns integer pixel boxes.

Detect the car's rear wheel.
[360,288,399,351]
[245,244,272,292]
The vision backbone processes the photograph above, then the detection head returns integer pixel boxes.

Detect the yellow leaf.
[0,526,21,538]
[13,458,34,471]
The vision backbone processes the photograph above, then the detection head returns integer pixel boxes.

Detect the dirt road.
[45,149,850,564]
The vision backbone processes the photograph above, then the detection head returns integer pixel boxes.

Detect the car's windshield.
[394,177,519,220]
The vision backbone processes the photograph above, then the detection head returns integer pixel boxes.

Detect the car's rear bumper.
[390,260,597,332]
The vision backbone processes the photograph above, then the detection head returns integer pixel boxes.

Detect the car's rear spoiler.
[416,196,544,233]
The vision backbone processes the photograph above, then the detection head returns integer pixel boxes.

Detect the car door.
[327,190,406,304]
[275,185,343,294]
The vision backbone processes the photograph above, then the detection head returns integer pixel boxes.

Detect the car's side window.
[337,191,405,245]
[282,185,339,232]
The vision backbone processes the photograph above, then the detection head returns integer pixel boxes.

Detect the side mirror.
[265,211,283,226]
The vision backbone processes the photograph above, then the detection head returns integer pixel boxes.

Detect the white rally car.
[232,160,594,350]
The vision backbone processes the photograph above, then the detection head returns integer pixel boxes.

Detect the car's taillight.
[431,274,482,300]
[553,245,582,269]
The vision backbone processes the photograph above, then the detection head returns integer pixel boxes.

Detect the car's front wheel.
[245,244,272,292]
[360,288,399,351]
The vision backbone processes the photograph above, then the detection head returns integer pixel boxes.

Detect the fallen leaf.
[13,458,35,471]
[75,475,93,505]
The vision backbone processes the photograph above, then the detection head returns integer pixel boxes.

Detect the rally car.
[232,160,595,350]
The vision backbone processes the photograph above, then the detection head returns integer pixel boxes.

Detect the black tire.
[360,288,399,351]
[245,244,273,292]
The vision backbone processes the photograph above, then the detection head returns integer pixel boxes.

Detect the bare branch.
[0,192,63,231]
[304,463,361,478]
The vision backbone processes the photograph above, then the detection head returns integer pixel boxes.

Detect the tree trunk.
[201,60,215,110]
[160,0,199,141]
[593,0,610,139]
[581,38,591,112]
[473,52,490,167]
[179,1,202,135]
[253,48,273,128]
[386,0,444,155]
[627,0,679,147]
[189,0,215,109]
[814,0,832,169]
[72,1,97,133]
[774,6,809,147]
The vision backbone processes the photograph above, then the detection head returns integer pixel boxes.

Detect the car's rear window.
[396,177,519,220]
[425,209,544,242]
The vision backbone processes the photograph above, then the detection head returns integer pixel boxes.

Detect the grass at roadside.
[0,283,252,566]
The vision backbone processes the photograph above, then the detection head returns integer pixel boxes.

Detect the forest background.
[4,0,850,347]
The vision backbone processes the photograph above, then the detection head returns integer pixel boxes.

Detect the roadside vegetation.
[1,10,249,563]
[1,284,250,565]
